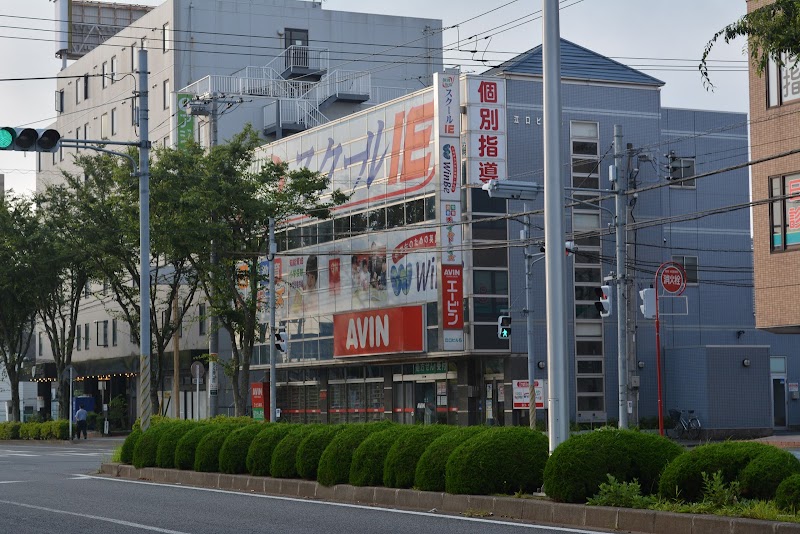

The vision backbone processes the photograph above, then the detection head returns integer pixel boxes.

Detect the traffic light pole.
[613,125,628,429]
[137,49,152,432]
[268,217,277,423]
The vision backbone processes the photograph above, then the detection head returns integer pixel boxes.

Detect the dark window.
[473,324,509,350]
[473,246,508,267]
[671,255,698,284]
[669,157,696,187]
[351,211,368,234]
[367,207,386,231]
[199,304,207,335]
[577,377,604,393]
[473,270,508,295]
[84,323,90,349]
[301,224,317,247]
[575,304,601,320]
[334,215,350,240]
[287,227,301,250]
[577,360,603,374]
[112,319,118,346]
[405,199,424,225]
[472,216,507,241]
[55,89,64,112]
[424,195,436,220]
[577,396,604,411]
[284,28,309,48]
[426,302,438,327]
[473,297,508,322]
[574,267,601,284]
[574,236,601,247]
[769,174,800,251]
[576,340,603,356]
[386,203,404,228]
[471,188,506,213]
[318,220,333,244]
[574,286,598,302]
[572,141,598,155]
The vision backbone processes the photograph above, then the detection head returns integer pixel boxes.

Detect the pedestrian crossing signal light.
[639,288,656,319]
[594,285,612,318]
[0,127,61,152]
[497,315,511,339]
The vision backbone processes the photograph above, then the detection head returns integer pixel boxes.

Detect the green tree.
[701,0,800,88]
[34,182,99,420]
[0,195,55,421]
[183,125,346,416]
[69,146,201,417]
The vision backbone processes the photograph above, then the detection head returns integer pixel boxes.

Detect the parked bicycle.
[668,408,701,440]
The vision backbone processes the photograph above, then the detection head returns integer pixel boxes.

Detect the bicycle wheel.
[667,423,683,440]
[688,418,701,440]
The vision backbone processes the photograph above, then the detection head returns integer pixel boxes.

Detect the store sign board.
[333,305,424,357]
[462,76,508,186]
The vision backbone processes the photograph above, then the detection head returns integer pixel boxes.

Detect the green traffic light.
[0,128,14,149]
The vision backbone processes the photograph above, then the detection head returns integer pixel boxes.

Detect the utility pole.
[172,292,180,419]
[137,48,152,432]
[613,125,628,429]
[268,218,277,422]
[542,0,569,452]
[625,143,638,425]
[523,205,536,429]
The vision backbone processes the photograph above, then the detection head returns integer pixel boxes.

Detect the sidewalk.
[751,432,800,449]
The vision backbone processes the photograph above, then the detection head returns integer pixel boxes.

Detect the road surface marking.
[0,481,24,484]
[0,499,190,534]
[82,475,601,533]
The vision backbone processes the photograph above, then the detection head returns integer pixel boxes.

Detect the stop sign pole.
[654,261,687,435]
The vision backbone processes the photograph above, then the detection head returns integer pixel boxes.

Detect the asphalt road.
[0,439,610,534]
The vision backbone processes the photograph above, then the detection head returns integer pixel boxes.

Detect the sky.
[0,0,748,196]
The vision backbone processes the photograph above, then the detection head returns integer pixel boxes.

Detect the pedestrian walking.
[74,404,88,440]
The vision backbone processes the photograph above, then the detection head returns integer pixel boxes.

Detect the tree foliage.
[701,0,800,88]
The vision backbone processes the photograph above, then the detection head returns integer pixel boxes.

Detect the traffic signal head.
[0,127,61,152]
[497,315,511,340]
[639,288,656,319]
[594,285,612,318]
[275,326,289,353]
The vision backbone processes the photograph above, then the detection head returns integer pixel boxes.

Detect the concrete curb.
[100,463,800,533]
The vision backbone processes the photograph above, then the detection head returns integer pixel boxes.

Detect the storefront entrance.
[393,361,456,424]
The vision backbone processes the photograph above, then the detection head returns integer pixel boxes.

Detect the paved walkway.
[750,431,800,449]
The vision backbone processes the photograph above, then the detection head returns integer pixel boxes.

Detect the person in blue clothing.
[74,404,88,440]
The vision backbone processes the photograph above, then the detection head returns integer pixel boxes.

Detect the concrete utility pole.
[268,218,277,422]
[542,0,569,452]
[137,48,152,432]
[625,143,639,425]
[172,292,180,419]
[613,125,628,429]
[524,205,536,429]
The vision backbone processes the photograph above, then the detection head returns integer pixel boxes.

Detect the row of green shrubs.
[118,419,800,512]
[120,418,549,495]
[0,420,70,440]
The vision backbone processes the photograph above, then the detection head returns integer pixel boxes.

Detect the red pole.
[655,290,663,436]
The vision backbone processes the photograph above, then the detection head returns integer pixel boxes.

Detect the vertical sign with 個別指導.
[462,76,507,186]
[434,70,463,351]
[175,93,195,149]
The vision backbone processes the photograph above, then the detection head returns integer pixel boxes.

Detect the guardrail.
[310,70,371,105]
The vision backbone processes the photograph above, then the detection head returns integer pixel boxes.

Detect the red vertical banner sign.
[434,70,464,351]
[251,382,268,421]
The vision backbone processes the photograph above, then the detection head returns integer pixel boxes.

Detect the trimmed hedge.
[120,426,143,464]
[544,428,682,503]
[446,427,548,495]
[296,425,344,480]
[384,425,453,488]
[317,422,393,487]
[349,425,408,487]
[415,426,487,492]
[246,424,294,477]
[47,420,70,440]
[219,424,266,474]
[19,422,41,440]
[658,441,773,502]
[738,446,800,500]
[194,426,237,472]
[175,425,220,470]
[132,422,175,468]
[270,425,317,479]
[777,474,800,512]
[0,422,21,440]
[156,421,199,469]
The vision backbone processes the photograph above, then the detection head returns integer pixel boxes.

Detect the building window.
[101,61,108,88]
[111,108,117,136]
[75,127,81,151]
[162,23,170,52]
[769,173,800,251]
[284,28,309,48]
[570,121,600,190]
[110,56,117,83]
[101,113,109,139]
[82,73,90,100]
[97,320,108,347]
[38,332,43,356]
[76,325,82,351]
[84,122,89,143]
[199,303,207,335]
[112,319,118,346]
[768,54,800,107]
[671,255,698,284]
[668,155,696,187]
[130,326,137,344]
[76,82,81,105]
[84,323,90,349]
[163,79,170,110]
[55,89,64,113]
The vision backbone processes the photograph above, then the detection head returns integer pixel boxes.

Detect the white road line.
[81,475,601,533]
[0,499,190,534]
[0,481,25,484]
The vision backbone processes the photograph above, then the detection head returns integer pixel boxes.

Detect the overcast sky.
[0,0,748,196]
